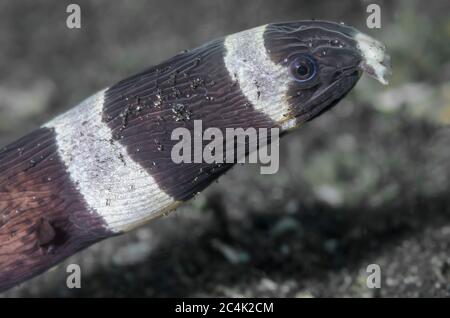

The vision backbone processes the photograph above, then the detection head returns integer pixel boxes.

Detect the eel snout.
[354,32,392,85]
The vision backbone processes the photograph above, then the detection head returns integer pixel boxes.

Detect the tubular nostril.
[353,32,391,85]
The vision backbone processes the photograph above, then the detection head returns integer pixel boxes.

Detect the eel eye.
[289,55,317,82]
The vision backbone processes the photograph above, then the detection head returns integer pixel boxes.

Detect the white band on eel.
[224,25,294,128]
[44,90,179,233]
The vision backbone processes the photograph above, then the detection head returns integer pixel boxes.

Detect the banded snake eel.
[0,20,390,291]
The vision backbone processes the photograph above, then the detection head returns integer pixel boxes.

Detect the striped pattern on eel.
[0,20,390,291]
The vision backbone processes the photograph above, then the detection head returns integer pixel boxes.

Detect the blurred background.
[0,0,449,297]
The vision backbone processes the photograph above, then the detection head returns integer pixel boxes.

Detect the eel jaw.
[354,32,392,85]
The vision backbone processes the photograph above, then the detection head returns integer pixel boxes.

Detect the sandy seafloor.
[1,0,449,297]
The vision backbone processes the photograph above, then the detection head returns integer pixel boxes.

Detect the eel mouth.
[354,32,392,85]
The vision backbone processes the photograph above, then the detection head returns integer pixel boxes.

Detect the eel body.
[0,20,390,291]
